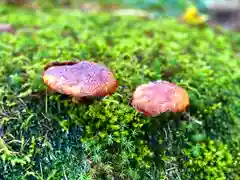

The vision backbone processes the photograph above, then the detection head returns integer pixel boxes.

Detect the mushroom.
[42,61,118,102]
[0,24,14,33]
[131,80,189,117]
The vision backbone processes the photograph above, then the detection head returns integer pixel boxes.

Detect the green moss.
[0,4,239,180]
[182,140,233,180]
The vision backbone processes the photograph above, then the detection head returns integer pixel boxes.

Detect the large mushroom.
[42,61,118,102]
[131,80,189,117]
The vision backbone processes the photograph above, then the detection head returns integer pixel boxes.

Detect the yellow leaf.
[182,6,208,25]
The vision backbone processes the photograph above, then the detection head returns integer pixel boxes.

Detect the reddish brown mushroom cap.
[131,80,189,117]
[42,61,118,98]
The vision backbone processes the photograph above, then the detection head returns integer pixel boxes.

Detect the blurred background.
[1,0,240,31]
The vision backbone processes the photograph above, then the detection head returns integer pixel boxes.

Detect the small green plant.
[182,140,233,180]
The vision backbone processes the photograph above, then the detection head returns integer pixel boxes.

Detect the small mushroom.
[0,24,14,33]
[131,80,189,117]
[42,61,118,102]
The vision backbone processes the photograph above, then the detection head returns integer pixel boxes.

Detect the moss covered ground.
[0,3,239,180]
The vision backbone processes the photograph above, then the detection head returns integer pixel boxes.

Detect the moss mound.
[0,5,239,180]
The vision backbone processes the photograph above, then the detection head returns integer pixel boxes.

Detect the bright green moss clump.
[0,5,239,180]
[183,140,233,180]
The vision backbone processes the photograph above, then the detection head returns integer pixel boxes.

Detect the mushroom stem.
[72,97,82,104]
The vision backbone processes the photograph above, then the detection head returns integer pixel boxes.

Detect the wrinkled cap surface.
[43,61,118,98]
[131,80,189,117]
